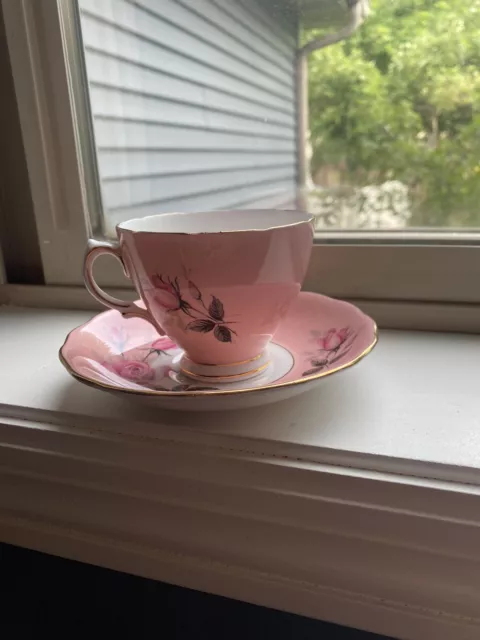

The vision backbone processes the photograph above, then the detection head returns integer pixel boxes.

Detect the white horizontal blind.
[77,0,298,232]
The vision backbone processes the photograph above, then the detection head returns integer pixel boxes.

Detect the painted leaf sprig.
[152,274,236,343]
[209,296,224,321]
[186,319,216,333]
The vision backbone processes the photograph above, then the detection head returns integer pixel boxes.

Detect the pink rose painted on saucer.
[104,358,155,382]
[303,327,356,377]
[318,328,350,351]
[104,334,178,384]
[98,333,217,391]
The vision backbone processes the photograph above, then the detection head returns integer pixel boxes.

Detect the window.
[304,0,480,232]
[2,0,479,325]
[77,0,299,236]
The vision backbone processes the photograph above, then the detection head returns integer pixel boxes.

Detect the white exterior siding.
[78,0,298,230]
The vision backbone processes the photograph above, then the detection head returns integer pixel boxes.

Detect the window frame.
[2,0,480,328]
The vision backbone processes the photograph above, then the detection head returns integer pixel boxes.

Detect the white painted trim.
[305,243,480,304]
[1,411,480,639]
[1,283,479,333]
[1,0,89,284]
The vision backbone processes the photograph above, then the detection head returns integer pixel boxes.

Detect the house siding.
[78,0,298,231]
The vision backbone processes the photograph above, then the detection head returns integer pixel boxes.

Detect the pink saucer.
[59,292,377,411]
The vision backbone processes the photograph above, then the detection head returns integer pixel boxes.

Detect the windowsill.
[1,305,480,639]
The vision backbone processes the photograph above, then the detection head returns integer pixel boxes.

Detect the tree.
[305,0,480,226]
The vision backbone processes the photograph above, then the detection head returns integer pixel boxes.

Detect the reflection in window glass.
[77,0,479,233]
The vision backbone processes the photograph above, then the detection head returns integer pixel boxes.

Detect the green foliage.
[306,0,480,226]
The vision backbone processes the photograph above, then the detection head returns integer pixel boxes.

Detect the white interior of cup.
[118,210,312,234]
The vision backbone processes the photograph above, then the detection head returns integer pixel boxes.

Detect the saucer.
[59,292,377,411]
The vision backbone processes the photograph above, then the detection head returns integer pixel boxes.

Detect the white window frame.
[2,0,480,331]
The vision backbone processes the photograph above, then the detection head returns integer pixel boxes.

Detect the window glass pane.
[305,0,480,230]
[76,0,300,236]
[75,0,480,234]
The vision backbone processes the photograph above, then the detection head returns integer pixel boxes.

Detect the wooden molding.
[1,410,480,639]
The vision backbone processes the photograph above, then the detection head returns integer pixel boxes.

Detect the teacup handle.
[84,239,164,332]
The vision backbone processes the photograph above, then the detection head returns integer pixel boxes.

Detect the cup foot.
[180,350,270,384]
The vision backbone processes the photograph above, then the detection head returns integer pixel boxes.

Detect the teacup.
[84,210,313,382]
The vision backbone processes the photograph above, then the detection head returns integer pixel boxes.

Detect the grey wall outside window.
[78,0,299,234]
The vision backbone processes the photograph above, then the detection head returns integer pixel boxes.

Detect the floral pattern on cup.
[152,274,237,343]
[302,327,356,377]
[152,275,184,311]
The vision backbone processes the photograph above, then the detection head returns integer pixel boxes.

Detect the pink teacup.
[84,210,313,382]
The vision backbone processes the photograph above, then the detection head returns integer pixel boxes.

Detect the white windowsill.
[1,305,480,640]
